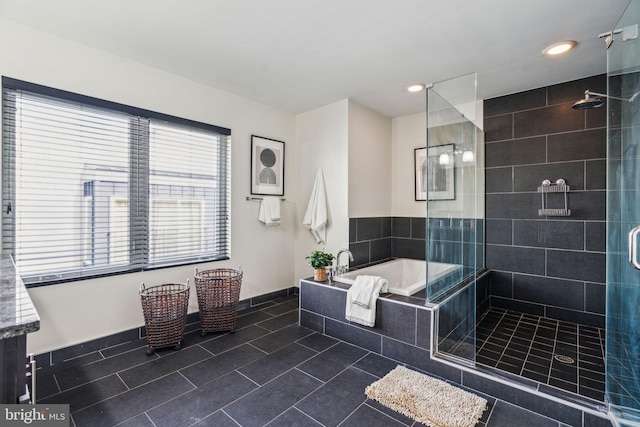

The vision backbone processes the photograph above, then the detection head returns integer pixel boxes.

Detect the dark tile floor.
[476,308,606,402]
[36,295,585,426]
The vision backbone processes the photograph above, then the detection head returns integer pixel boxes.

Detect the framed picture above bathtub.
[414,144,455,201]
[251,135,285,196]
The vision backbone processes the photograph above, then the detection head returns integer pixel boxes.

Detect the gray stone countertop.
[0,256,40,338]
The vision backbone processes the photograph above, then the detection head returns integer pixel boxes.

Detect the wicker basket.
[194,268,243,335]
[140,282,190,355]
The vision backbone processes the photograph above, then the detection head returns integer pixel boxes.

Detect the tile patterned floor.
[476,308,606,402]
[36,296,591,426]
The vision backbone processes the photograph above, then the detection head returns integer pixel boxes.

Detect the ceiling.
[0,0,632,118]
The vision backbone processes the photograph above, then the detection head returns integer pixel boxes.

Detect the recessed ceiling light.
[543,40,576,55]
[407,83,426,92]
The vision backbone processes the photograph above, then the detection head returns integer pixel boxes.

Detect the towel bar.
[246,196,286,201]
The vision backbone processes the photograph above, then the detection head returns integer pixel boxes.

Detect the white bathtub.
[332,258,460,296]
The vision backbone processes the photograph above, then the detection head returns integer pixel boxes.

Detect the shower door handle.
[629,226,640,270]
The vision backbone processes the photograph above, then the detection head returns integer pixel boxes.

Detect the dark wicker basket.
[140,282,190,355]
[194,268,243,335]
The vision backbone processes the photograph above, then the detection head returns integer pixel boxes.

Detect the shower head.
[572,89,640,110]
[572,91,604,110]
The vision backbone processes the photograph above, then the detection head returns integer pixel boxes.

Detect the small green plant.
[305,250,335,269]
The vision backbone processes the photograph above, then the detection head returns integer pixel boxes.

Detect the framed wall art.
[414,147,428,201]
[251,135,285,196]
[414,144,455,201]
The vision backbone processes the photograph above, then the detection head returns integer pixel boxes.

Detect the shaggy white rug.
[365,365,487,427]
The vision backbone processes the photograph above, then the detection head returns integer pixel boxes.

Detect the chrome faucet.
[335,248,354,276]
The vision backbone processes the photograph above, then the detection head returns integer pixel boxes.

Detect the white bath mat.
[365,365,487,427]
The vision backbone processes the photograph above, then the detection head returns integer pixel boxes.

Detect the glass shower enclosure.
[607,1,640,425]
[425,73,485,363]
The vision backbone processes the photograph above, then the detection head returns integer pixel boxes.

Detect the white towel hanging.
[302,169,328,243]
[258,196,281,226]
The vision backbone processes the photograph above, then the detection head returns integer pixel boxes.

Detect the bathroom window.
[2,77,231,286]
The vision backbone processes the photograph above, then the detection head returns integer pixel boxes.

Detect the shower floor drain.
[554,354,575,365]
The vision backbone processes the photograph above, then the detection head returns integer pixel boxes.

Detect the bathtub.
[332,258,460,296]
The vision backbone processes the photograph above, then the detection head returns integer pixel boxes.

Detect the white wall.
[293,99,388,280]
[0,18,297,354]
[391,112,426,218]
[293,100,349,281]
[391,108,485,219]
[347,100,392,218]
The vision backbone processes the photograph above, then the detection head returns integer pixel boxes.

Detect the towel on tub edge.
[345,275,388,327]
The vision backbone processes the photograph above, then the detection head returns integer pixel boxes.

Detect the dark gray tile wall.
[437,271,491,360]
[349,217,422,266]
[348,217,393,266]
[349,216,483,269]
[484,74,607,328]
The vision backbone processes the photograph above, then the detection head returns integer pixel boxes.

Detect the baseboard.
[34,286,298,368]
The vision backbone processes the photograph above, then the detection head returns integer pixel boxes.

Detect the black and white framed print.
[251,135,285,196]
[414,147,428,201]
[426,143,455,201]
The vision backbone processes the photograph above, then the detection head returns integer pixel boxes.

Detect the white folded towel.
[345,275,388,327]
[303,169,328,243]
[258,196,281,226]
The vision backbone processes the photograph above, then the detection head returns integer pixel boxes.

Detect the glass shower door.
[607,1,640,425]
[426,73,484,363]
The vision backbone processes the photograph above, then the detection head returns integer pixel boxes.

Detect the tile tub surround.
[300,278,612,427]
[349,216,484,270]
[349,216,393,266]
[484,74,607,328]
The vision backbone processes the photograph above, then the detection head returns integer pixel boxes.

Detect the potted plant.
[306,250,335,281]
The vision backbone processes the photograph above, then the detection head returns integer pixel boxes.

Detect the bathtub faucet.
[335,248,354,276]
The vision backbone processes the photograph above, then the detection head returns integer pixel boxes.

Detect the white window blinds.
[2,78,231,286]
[147,120,230,268]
